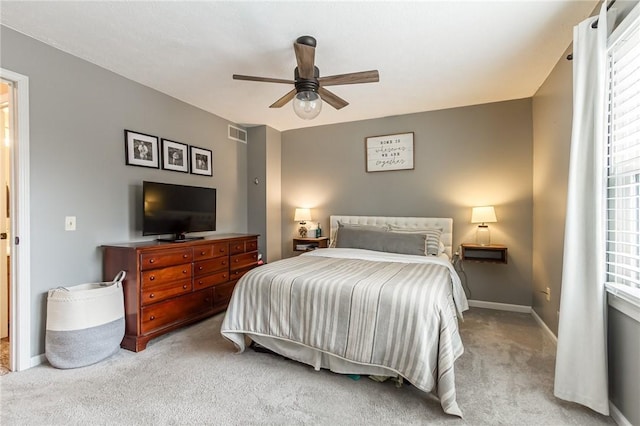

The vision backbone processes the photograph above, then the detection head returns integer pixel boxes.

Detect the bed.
[221,215,469,416]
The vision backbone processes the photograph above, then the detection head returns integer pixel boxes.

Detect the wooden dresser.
[102,233,259,352]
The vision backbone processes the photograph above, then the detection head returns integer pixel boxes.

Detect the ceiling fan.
[233,35,380,120]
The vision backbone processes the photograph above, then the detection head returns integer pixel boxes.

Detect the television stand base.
[157,236,204,243]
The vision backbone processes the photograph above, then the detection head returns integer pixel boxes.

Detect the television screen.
[143,181,216,241]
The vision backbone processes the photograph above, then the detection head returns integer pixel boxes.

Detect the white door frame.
[0,68,31,371]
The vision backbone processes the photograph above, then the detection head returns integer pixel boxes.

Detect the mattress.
[221,248,468,416]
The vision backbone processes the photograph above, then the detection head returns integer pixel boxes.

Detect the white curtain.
[554,3,611,416]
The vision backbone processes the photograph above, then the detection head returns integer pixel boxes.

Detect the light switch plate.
[65,216,76,231]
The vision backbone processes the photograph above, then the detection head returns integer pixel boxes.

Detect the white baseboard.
[30,353,46,368]
[531,309,558,344]
[468,300,559,345]
[610,401,632,426]
[467,299,532,314]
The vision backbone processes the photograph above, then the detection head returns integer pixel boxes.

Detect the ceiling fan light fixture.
[293,90,322,120]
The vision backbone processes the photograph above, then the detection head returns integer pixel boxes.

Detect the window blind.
[605,14,640,289]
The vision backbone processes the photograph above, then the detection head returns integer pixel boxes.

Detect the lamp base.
[476,225,490,246]
[298,225,308,238]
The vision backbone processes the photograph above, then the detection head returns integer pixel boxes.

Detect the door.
[0,81,10,342]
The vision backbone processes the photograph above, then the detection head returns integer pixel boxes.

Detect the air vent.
[228,124,247,143]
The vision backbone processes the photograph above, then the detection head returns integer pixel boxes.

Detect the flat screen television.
[142,181,216,242]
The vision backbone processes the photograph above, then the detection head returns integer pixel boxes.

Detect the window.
[605,6,640,291]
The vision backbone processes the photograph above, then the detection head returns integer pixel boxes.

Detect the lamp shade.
[294,208,312,223]
[293,91,322,120]
[471,206,497,224]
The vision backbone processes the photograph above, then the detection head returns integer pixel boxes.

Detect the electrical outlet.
[65,216,76,231]
[546,287,551,302]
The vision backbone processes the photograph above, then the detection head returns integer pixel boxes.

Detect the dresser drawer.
[228,238,258,254]
[247,239,258,252]
[141,289,213,334]
[140,248,193,270]
[193,243,228,261]
[229,267,252,282]
[194,270,229,290]
[213,281,238,307]
[141,278,192,306]
[194,257,228,276]
[230,251,258,271]
[142,264,192,287]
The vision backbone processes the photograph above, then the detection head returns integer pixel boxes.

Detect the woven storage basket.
[45,271,126,369]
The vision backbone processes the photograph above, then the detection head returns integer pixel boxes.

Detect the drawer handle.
[222,260,227,265]
[150,315,155,321]
[252,254,257,259]
[199,280,203,285]
[205,297,211,303]
[199,266,203,271]
[223,274,228,279]
[149,259,155,264]
[183,270,188,274]
[234,259,239,263]
[219,248,225,252]
[200,251,206,255]
[149,293,155,298]
[183,284,188,289]
[183,254,188,258]
[150,276,155,281]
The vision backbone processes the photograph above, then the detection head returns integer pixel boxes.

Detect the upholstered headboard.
[329,215,454,258]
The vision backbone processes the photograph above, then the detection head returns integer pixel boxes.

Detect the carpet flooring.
[0,308,614,425]
[0,337,9,376]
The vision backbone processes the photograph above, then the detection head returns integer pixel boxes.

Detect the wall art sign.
[190,146,213,176]
[365,132,414,172]
[161,139,189,173]
[125,130,159,169]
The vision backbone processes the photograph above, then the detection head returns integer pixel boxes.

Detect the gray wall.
[264,126,282,262]
[531,46,573,334]
[247,127,267,257]
[247,125,282,262]
[281,99,534,306]
[608,305,640,426]
[1,26,249,356]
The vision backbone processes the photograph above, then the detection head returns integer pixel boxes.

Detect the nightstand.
[461,243,508,264]
[293,236,330,252]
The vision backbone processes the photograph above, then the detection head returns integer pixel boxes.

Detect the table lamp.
[294,208,312,237]
[471,206,497,246]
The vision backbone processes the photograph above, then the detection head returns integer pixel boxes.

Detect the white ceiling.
[0,0,599,131]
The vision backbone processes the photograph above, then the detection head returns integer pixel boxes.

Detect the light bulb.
[292,90,322,120]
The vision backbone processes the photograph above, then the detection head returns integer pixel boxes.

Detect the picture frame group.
[124,129,213,176]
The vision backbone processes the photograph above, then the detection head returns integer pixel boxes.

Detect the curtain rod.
[566,0,616,60]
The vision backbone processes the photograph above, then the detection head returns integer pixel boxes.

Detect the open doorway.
[0,67,30,373]
[1,80,12,374]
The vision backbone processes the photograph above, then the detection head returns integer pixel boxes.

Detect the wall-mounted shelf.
[461,243,508,264]
[293,237,329,252]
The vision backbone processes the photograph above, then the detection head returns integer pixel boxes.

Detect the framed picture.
[161,139,189,173]
[124,130,159,168]
[365,132,414,172]
[190,146,213,176]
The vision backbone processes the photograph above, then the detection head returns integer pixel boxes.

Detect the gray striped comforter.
[221,248,468,416]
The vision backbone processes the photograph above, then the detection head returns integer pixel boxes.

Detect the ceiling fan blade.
[318,87,349,110]
[269,88,297,108]
[233,74,294,84]
[294,42,316,79]
[319,70,379,86]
